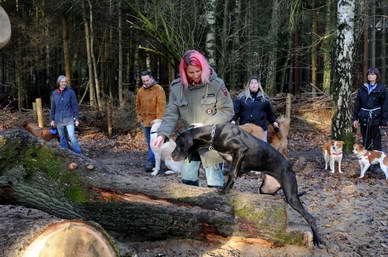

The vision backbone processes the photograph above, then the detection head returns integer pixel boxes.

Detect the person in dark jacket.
[353,67,388,151]
[50,75,82,154]
[231,75,279,141]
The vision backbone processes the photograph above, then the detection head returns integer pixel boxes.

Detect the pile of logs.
[0,129,311,256]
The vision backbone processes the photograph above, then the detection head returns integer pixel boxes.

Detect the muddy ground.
[1,107,388,257]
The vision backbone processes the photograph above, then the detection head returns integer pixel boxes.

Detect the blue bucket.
[50,128,57,135]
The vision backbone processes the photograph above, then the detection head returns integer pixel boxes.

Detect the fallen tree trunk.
[0,205,118,257]
[0,129,308,246]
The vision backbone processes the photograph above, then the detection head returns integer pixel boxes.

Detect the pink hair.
[179,50,211,88]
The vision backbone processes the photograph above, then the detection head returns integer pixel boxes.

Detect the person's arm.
[380,86,388,126]
[265,100,278,125]
[352,89,361,128]
[50,92,56,127]
[70,90,79,122]
[231,98,241,123]
[135,90,143,123]
[156,86,166,119]
[207,82,234,124]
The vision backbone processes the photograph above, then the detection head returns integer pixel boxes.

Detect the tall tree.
[206,0,217,66]
[321,0,335,93]
[118,0,123,107]
[332,0,356,150]
[62,16,72,87]
[266,0,281,95]
[311,0,318,97]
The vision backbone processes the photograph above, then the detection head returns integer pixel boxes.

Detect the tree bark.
[0,129,308,247]
[205,0,217,67]
[0,205,118,257]
[82,0,96,108]
[332,0,356,151]
[62,16,72,87]
[266,0,280,96]
[322,0,334,93]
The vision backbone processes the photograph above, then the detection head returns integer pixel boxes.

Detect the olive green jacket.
[158,70,234,167]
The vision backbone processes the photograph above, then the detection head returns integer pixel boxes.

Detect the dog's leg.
[359,163,369,178]
[151,152,162,176]
[338,158,343,173]
[329,158,335,173]
[221,148,248,194]
[259,175,281,195]
[323,152,329,170]
[379,163,388,180]
[281,170,323,247]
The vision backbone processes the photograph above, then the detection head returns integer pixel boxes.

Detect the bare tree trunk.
[82,0,96,107]
[322,0,334,93]
[219,0,230,79]
[134,44,141,87]
[361,0,369,82]
[311,0,318,97]
[230,0,242,90]
[266,0,280,96]
[205,0,217,67]
[118,0,123,107]
[371,2,376,67]
[332,0,356,151]
[87,0,101,112]
[62,17,72,87]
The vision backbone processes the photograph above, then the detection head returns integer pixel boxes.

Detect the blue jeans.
[143,127,155,166]
[181,161,224,187]
[57,123,82,154]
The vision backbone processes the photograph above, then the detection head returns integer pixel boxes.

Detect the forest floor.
[1,102,388,257]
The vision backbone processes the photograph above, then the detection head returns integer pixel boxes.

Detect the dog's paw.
[151,170,159,176]
[164,170,176,175]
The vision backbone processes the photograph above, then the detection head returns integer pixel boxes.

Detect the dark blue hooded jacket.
[50,87,79,126]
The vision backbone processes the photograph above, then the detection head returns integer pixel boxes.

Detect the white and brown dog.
[150,119,184,176]
[353,144,388,179]
[322,140,344,174]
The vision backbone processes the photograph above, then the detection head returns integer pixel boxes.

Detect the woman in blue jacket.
[50,75,82,154]
[232,75,279,141]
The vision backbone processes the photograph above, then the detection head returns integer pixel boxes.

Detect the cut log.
[0,205,118,257]
[0,129,309,246]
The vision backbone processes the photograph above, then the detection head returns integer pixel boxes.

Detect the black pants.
[360,124,381,150]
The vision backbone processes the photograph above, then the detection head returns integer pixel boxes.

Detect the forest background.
[0,0,388,144]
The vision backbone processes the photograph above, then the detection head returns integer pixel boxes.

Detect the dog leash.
[208,124,217,151]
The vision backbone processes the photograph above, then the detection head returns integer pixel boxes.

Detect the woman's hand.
[75,120,79,127]
[50,120,56,127]
[353,120,359,128]
[273,121,279,128]
[153,135,166,149]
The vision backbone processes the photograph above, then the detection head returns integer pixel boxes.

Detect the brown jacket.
[136,84,166,127]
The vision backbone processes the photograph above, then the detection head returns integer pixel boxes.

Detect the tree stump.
[0,205,118,257]
[0,129,309,246]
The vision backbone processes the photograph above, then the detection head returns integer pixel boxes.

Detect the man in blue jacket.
[50,75,82,154]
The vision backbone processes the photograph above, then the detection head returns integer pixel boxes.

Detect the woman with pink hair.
[153,50,234,187]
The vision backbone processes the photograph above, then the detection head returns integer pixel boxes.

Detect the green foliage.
[0,139,88,202]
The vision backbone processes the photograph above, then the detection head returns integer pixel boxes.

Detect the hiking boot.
[145,163,154,172]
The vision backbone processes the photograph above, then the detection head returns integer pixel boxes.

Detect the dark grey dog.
[171,123,323,247]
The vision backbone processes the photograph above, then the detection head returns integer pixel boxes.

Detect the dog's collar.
[208,124,217,151]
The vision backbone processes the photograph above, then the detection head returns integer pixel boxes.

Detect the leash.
[208,124,217,151]
[361,107,381,150]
